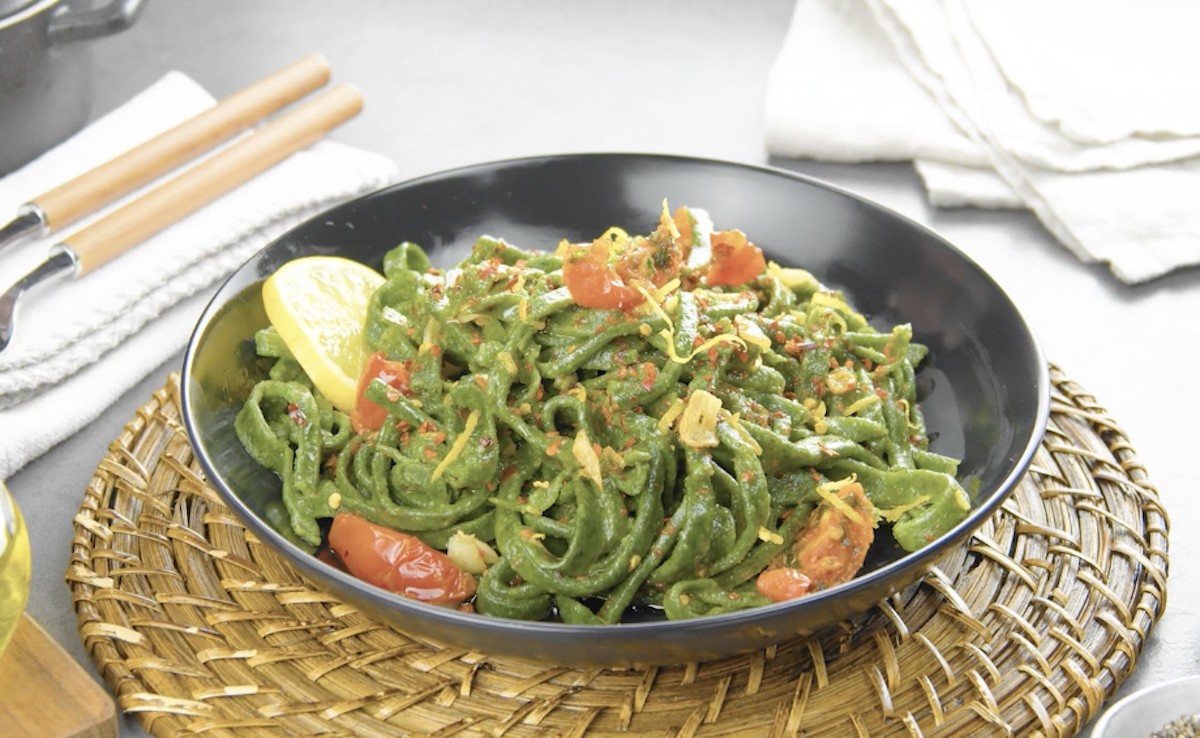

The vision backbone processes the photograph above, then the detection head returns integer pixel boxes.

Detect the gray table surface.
[8,2,1199,736]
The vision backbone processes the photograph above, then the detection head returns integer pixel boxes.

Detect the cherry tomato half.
[328,512,477,607]
[756,567,814,603]
[706,229,767,287]
[758,483,875,601]
[351,351,413,434]
[563,213,685,311]
[562,239,645,310]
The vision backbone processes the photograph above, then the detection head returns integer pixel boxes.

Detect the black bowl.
[182,153,1049,667]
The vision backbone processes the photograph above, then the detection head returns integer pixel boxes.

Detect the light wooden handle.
[62,84,364,275]
[34,53,332,232]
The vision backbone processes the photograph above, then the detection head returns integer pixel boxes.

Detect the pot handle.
[47,0,148,45]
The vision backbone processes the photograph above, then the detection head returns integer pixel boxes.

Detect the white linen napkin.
[765,0,1200,283]
[0,72,399,480]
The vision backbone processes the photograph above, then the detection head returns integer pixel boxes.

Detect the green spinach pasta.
[235,204,971,623]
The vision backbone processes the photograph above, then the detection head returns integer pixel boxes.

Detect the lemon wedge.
[261,256,385,413]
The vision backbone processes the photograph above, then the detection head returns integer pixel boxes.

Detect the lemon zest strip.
[431,410,480,482]
[815,477,867,526]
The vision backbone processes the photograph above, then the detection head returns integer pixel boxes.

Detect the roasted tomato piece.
[563,210,684,310]
[758,482,875,601]
[672,206,695,255]
[351,351,413,434]
[562,239,645,310]
[756,567,814,603]
[706,229,767,287]
[328,512,477,606]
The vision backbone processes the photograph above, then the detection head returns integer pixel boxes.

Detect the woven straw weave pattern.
[67,366,1168,737]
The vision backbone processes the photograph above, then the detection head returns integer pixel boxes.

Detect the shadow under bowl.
[182,153,1049,668]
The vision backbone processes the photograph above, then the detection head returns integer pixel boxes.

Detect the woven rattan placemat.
[67,366,1169,738]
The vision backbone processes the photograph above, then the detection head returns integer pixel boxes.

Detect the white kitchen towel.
[0,71,399,479]
[765,0,1200,283]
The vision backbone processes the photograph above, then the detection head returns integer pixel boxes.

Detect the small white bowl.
[1092,676,1200,737]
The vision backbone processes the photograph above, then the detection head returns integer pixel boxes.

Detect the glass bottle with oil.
[0,480,31,657]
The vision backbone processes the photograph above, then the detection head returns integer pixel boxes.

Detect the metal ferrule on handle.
[60,84,364,276]
[29,53,332,235]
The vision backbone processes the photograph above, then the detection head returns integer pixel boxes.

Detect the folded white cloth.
[0,72,398,479]
[765,0,1200,283]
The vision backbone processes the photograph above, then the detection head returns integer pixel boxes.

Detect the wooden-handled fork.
[0,83,364,353]
[0,53,332,253]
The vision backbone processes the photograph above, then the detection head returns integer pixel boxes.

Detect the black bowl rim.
[181,151,1051,638]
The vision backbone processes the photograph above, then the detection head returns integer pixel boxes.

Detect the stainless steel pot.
[0,0,146,176]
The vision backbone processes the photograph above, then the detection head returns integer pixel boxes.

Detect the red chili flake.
[739,470,756,482]
[728,591,741,601]
[423,447,439,460]
[486,481,497,491]
[623,438,637,450]
[535,386,545,400]
[501,466,518,483]
[471,334,483,346]
[816,442,839,457]
[546,438,565,456]
[617,366,629,380]
[829,356,840,369]
[693,334,706,348]
[517,496,527,504]
[400,432,411,446]
[431,432,447,445]
[781,508,792,520]
[395,420,411,432]
[809,468,822,482]
[418,420,436,433]
[736,349,749,363]
[707,346,719,362]
[286,404,307,426]
[876,387,889,400]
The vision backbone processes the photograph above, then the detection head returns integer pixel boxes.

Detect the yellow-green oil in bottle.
[0,481,31,657]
